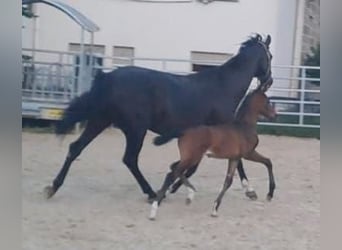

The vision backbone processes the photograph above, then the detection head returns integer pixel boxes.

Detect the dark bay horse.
[44,34,273,201]
[149,86,277,220]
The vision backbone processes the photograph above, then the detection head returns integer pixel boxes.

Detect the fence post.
[299,67,306,125]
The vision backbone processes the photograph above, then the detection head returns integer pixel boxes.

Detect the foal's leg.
[244,151,276,201]
[44,119,110,199]
[149,162,187,220]
[179,174,197,205]
[237,160,258,200]
[169,163,199,194]
[211,160,238,217]
[122,129,156,201]
[171,160,258,201]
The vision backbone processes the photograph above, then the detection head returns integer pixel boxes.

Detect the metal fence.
[22,48,320,128]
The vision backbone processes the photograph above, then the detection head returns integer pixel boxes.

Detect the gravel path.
[22,130,320,250]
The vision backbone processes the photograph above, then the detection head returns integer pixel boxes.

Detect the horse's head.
[240,34,273,91]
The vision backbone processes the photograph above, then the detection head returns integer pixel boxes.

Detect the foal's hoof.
[44,186,56,199]
[245,190,258,200]
[266,194,273,201]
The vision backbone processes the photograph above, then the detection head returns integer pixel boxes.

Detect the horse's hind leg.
[122,129,156,201]
[44,119,110,199]
[211,160,238,217]
[237,160,258,200]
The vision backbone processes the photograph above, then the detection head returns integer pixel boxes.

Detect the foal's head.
[249,88,277,120]
[236,88,276,123]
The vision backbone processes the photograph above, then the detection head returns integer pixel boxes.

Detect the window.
[69,43,105,67]
[69,43,105,55]
[68,43,105,91]
[191,51,232,72]
[113,46,135,66]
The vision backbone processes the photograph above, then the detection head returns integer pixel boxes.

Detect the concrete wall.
[22,0,303,96]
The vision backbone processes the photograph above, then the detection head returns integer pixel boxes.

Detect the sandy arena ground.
[22,130,320,250]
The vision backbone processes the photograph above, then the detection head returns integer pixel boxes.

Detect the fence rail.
[22,48,320,128]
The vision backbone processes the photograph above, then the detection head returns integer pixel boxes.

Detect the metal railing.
[22,48,320,128]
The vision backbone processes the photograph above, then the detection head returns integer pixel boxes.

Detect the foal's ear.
[265,35,271,46]
[256,83,269,93]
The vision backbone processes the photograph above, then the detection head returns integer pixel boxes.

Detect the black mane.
[240,34,263,49]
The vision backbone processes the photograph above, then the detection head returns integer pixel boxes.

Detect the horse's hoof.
[245,190,258,200]
[148,201,158,220]
[211,211,219,217]
[44,186,56,199]
[185,197,192,205]
[266,194,273,201]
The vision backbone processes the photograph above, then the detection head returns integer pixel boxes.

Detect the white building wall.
[22,0,300,95]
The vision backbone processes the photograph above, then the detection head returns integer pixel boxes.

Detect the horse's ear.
[256,34,262,41]
[265,35,271,46]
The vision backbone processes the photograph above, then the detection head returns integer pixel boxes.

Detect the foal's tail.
[153,132,182,146]
[55,91,92,135]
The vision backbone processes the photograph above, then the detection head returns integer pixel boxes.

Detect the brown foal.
[149,86,277,220]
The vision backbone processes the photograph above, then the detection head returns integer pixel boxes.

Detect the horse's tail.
[55,91,92,135]
[55,70,107,135]
[153,132,182,146]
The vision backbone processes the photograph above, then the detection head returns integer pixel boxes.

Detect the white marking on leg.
[187,187,195,202]
[149,201,159,220]
[241,179,254,192]
[211,202,218,217]
[241,179,248,189]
